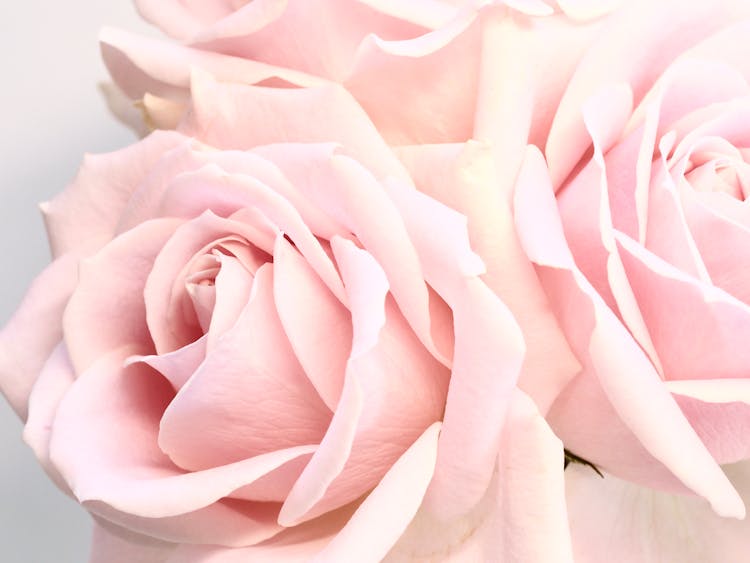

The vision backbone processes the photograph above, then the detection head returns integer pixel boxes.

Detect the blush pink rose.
[0,73,574,561]
[101,1,617,145]
[505,0,750,560]
[104,0,626,431]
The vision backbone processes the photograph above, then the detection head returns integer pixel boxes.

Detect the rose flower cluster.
[3,0,750,561]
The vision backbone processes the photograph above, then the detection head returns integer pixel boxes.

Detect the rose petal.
[49,350,314,546]
[387,390,573,563]
[180,70,407,181]
[311,422,441,562]
[0,254,78,420]
[167,505,358,562]
[63,218,182,374]
[397,141,580,413]
[280,245,449,525]
[158,262,331,471]
[515,144,745,518]
[100,26,325,102]
[143,211,274,354]
[22,344,75,494]
[272,236,351,410]
[191,0,426,81]
[205,253,254,349]
[566,460,750,563]
[615,230,750,382]
[127,336,207,391]
[41,131,185,258]
[346,6,480,144]
[90,520,176,563]
[546,0,750,188]
[158,165,345,302]
[423,275,525,520]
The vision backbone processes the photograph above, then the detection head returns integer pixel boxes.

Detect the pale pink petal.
[0,255,78,419]
[397,141,580,412]
[346,6,479,144]
[158,166,345,302]
[566,460,750,563]
[423,276,525,520]
[323,155,450,363]
[167,505,357,562]
[354,0,460,29]
[575,91,665,372]
[280,281,449,525]
[484,9,607,153]
[140,93,186,131]
[673,392,750,466]
[90,520,176,563]
[205,254,254,349]
[158,263,331,471]
[616,230,750,381]
[100,27,325,102]
[127,336,207,391]
[41,130,185,258]
[229,452,313,503]
[180,71,407,181]
[133,0,226,40]
[556,0,621,20]
[49,350,313,546]
[254,144,450,364]
[387,391,573,563]
[515,144,745,518]
[643,154,711,283]
[680,168,750,305]
[545,0,750,188]
[273,236,351,410]
[63,218,182,374]
[22,344,75,494]
[312,422,441,562]
[192,0,425,82]
[146,142,348,240]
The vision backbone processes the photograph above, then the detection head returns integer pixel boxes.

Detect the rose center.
[683,148,750,201]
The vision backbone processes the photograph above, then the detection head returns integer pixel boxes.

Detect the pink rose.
[101,1,617,145]
[506,0,750,559]
[104,0,623,428]
[0,73,574,561]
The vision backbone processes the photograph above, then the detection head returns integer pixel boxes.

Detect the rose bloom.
[0,70,578,560]
[507,1,750,561]
[103,0,750,560]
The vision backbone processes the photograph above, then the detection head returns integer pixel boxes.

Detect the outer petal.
[311,423,441,562]
[63,218,183,373]
[279,241,449,525]
[22,344,76,493]
[379,170,527,519]
[100,27,325,102]
[41,130,185,258]
[396,140,579,413]
[49,350,314,546]
[179,71,408,181]
[386,391,573,563]
[190,0,426,81]
[545,0,750,188]
[0,255,78,420]
[566,461,750,563]
[90,520,176,563]
[515,144,745,518]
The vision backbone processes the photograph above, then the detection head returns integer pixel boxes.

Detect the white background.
[0,2,157,561]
